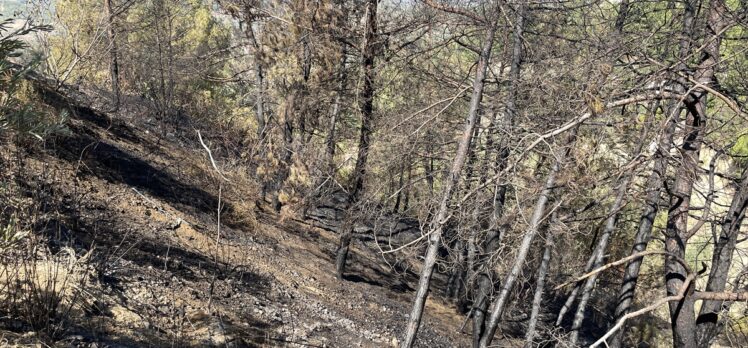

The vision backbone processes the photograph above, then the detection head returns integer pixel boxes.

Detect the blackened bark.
[472,188,504,348]
[524,221,554,348]
[478,142,565,348]
[569,176,630,345]
[608,102,679,348]
[471,4,526,346]
[608,0,698,344]
[350,0,378,200]
[663,105,703,348]
[105,0,120,112]
[326,49,345,173]
[665,1,728,346]
[335,0,378,277]
[690,0,732,345]
[696,168,748,346]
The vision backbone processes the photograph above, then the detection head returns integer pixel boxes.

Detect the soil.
[1,84,472,347]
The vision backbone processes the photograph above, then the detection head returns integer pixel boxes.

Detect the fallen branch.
[197,130,230,182]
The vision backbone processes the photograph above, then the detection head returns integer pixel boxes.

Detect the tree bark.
[335,0,378,277]
[608,102,679,348]
[478,140,566,348]
[469,4,527,345]
[350,0,377,200]
[665,1,729,346]
[472,187,504,348]
[244,19,266,141]
[524,219,554,348]
[696,167,748,346]
[663,105,703,348]
[326,49,345,173]
[568,176,630,345]
[105,0,120,112]
[400,7,499,347]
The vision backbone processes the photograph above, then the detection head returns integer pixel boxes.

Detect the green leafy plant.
[0,18,67,141]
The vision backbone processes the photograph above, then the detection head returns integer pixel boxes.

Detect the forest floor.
[0,84,481,347]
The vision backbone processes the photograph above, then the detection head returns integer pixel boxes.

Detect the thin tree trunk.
[555,251,596,326]
[524,220,554,348]
[326,48,347,174]
[478,141,566,348]
[335,0,378,277]
[472,186,504,348]
[325,0,350,154]
[272,93,296,212]
[403,163,411,211]
[568,176,630,345]
[241,8,266,141]
[663,105,703,348]
[105,0,120,112]
[608,107,679,348]
[394,160,405,212]
[350,0,377,200]
[696,168,748,346]
[400,8,499,347]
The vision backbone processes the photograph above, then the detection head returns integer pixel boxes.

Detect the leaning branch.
[554,250,690,291]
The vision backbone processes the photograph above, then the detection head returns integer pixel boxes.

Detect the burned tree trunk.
[335,0,378,278]
[607,0,700,344]
[696,167,748,346]
[524,219,554,348]
[470,4,527,346]
[568,176,630,345]
[665,1,729,347]
[478,136,567,347]
[105,0,120,112]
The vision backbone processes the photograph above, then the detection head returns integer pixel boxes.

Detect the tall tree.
[335,0,379,277]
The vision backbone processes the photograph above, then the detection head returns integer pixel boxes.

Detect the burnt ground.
[0,85,473,347]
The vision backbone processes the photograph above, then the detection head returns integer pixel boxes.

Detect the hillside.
[0,80,469,347]
[4,1,748,347]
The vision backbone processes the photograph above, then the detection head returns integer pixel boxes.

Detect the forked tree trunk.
[400,8,500,347]
[335,0,378,278]
[696,167,748,346]
[470,4,527,346]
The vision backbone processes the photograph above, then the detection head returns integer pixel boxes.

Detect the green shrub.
[0,18,67,141]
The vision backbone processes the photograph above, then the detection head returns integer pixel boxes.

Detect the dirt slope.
[3,85,470,347]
